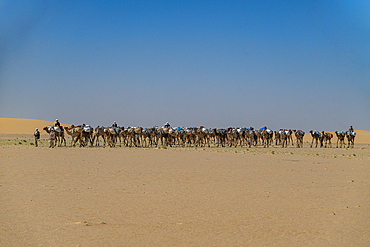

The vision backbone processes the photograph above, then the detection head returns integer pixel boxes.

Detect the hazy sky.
[1,0,369,131]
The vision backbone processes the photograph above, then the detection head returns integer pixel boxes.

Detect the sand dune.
[0,118,70,134]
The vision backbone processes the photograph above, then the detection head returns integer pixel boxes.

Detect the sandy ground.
[1,119,370,246]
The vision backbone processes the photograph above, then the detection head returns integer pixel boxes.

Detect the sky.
[1,0,369,131]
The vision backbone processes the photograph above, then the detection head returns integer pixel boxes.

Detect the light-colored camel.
[335,131,346,148]
[105,127,121,147]
[288,130,294,146]
[64,126,83,146]
[93,126,107,147]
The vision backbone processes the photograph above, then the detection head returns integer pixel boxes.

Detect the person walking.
[49,128,56,148]
[34,128,40,147]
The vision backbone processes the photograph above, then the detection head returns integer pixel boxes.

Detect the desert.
[1,118,370,246]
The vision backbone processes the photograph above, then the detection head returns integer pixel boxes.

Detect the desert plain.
[1,118,370,246]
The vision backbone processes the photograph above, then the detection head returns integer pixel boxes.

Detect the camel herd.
[42,125,357,149]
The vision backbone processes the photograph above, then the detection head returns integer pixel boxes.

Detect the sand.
[1,118,370,246]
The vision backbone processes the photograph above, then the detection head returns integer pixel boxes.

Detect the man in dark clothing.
[34,128,40,147]
[55,119,61,127]
[112,121,118,128]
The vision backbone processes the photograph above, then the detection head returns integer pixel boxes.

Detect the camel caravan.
[43,120,357,149]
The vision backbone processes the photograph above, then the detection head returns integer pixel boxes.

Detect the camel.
[241,128,252,148]
[177,128,187,147]
[280,129,289,148]
[216,129,227,147]
[93,126,107,147]
[322,131,333,148]
[309,130,323,148]
[274,131,281,146]
[184,127,196,147]
[294,130,305,148]
[80,125,94,147]
[43,126,66,146]
[287,130,294,146]
[141,128,155,147]
[123,127,140,147]
[64,126,83,147]
[345,131,356,148]
[105,127,121,147]
[335,131,346,148]
[261,128,273,148]
[195,127,210,147]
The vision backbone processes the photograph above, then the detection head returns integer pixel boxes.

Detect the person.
[349,126,354,132]
[112,121,118,128]
[164,122,170,128]
[49,128,56,148]
[54,119,61,127]
[34,128,40,147]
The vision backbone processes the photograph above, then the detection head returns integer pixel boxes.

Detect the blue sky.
[1,0,369,131]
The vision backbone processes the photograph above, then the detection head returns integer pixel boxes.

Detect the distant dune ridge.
[0,118,369,143]
[0,118,70,135]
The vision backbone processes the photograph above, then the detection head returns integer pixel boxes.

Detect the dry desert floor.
[1,132,370,247]
[1,118,370,246]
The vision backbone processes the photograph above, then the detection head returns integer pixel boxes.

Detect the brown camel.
[217,129,228,147]
[184,127,196,147]
[280,129,291,148]
[335,131,346,148]
[140,127,154,147]
[309,130,323,148]
[80,125,94,147]
[321,131,333,148]
[294,130,305,148]
[43,126,66,146]
[105,127,120,147]
[345,131,356,148]
[274,131,281,146]
[261,128,273,148]
[287,129,294,146]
